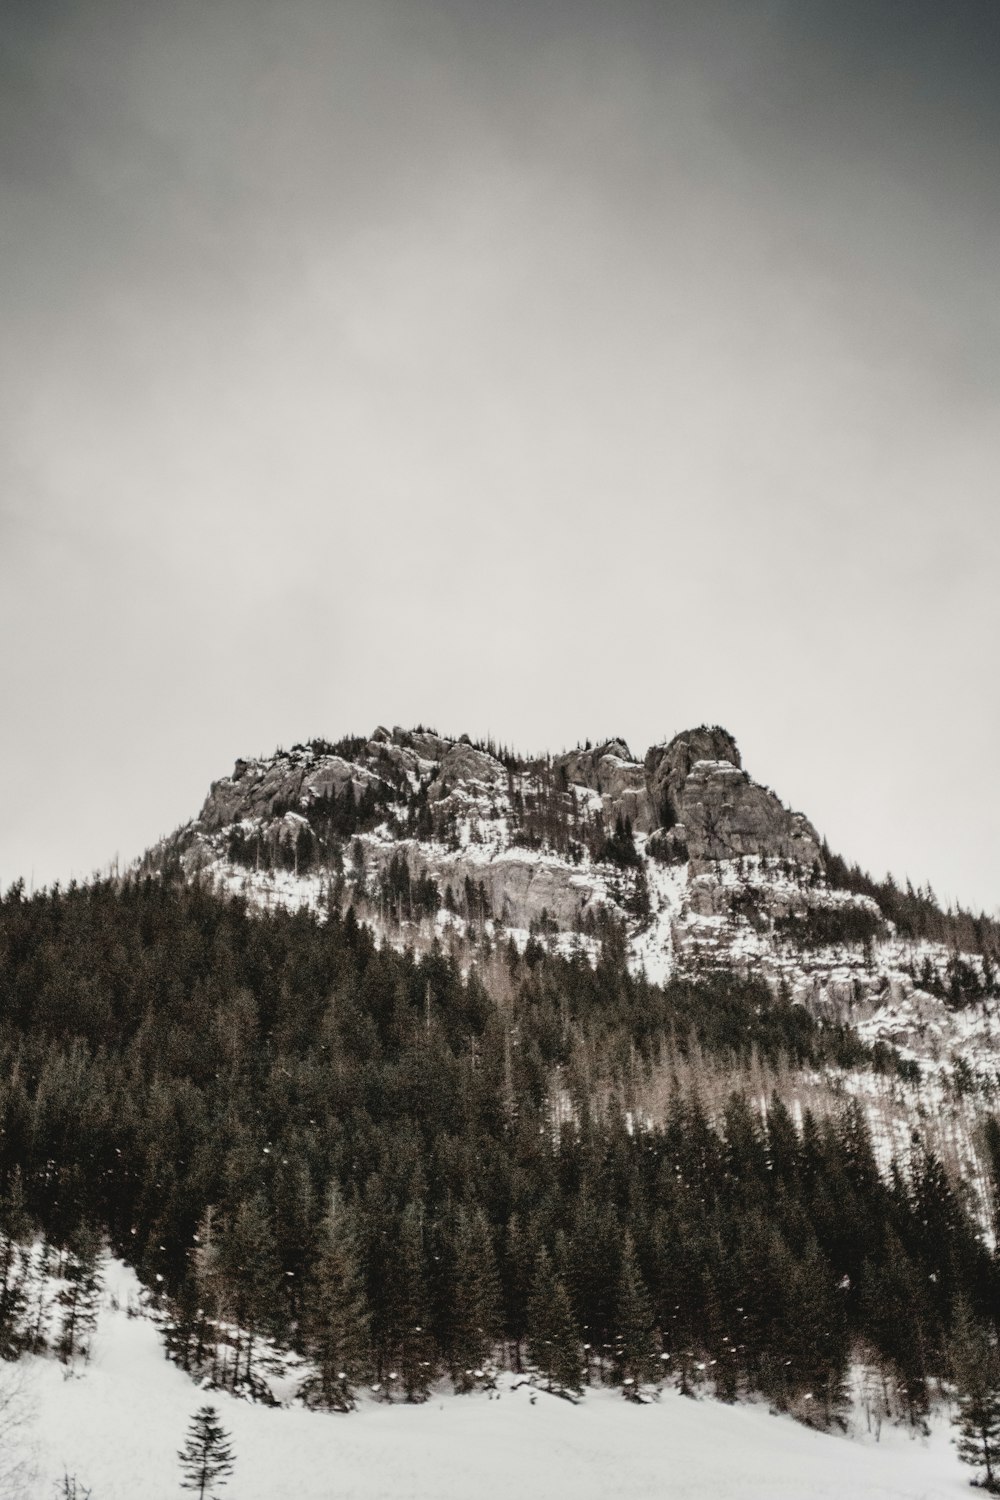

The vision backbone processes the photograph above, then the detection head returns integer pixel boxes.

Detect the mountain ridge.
[141,722,1000,1090]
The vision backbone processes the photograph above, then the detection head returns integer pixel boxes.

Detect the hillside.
[2,723,1000,1496]
[10,1257,972,1500]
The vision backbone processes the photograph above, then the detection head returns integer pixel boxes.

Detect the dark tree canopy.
[0,874,993,1424]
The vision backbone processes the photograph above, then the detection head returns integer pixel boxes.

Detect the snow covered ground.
[6,1259,975,1500]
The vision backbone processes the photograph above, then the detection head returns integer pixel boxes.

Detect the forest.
[0,873,997,1430]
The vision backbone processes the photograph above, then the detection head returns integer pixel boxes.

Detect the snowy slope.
[9,1258,974,1500]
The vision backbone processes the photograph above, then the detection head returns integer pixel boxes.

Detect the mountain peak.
[141,720,998,1082]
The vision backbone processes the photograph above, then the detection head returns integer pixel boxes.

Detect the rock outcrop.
[676,758,822,873]
[644,726,742,828]
[136,719,1000,1086]
[166,725,825,918]
[144,722,908,997]
[634,728,820,872]
[554,740,651,831]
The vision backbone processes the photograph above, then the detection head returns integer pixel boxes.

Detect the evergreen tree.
[859,1233,930,1429]
[0,1170,31,1359]
[300,1193,371,1411]
[786,1241,850,1428]
[612,1233,659,1396]
[566,1195,618,1379]
[391,1203,435,1402]
[56,1225,102,1365]
[501,1214,538,1373]
[217,1193,284,1391]
[527,1248,582,1397]
[190,1206,225,1382]
[952,1299,1000,1493]
[0,870,996,1431]
[703,1269,739,1402]
[165,1272,204,1375]
[447,1206,502,1391]
[982,1115,1000,1246]
[766,1096,802,1184]
[178,1405,235,1499]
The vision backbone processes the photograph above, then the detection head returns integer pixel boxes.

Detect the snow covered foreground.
[13,1260,970,1500]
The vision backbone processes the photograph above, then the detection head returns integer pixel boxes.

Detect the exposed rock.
[428,743,507,800]
[678,758,821,873]
[199,754,375,830]
[199,760,307,830]
[457,853,599,930]
[555,739,634,790]
[644,727,741,828]
[364,841,601,930]
[555,741,652,829]
[189,724,821,900]
[393,727,453,762]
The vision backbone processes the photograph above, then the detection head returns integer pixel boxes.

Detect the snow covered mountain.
[6,724,1000,1499]
[145,723,1000,1089]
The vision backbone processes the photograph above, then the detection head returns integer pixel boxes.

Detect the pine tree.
[217,1193,284,1392]
[527,1247,582,1397]
[612,1233,659,1397]
[565,1195,618,1379]
[391,1203,435,1402]
[983,1116,1000,1245]
[501,1213,538,1373]
[178,1405,235,1499]
[56,1225,102,1365]
[165,1272,203,1374]
[859,1233,930,1430]
[703,1269,738,1402]
[765,1095,801,1183]
[0,1170,31,1359]
[191,1206,225,1382]
[786,1241,850,1428]
[300,1193,371,1411]
[447,1206,502,1391]
[26,1240,53,1355]
[952,1299,1000,1493]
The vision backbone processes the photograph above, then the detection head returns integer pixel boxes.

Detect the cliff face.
[145,723,991,1035]
[190,725,820,914]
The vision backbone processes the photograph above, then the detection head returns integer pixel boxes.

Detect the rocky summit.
[145,723,999,1085]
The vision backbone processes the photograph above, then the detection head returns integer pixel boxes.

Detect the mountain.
[5,722,1000,1494]
[146,723,1000,1087]
[5,720,1000,1494]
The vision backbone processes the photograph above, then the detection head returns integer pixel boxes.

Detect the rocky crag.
[145,724,1000,1082]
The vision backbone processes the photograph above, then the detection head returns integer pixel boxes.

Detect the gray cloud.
[2,0,998,911]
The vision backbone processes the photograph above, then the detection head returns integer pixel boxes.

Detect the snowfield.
[9,1260,973,1500]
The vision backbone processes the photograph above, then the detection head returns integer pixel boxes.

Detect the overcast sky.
[2,0,999,913]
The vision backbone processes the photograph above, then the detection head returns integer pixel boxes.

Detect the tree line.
[0,875,997,1434]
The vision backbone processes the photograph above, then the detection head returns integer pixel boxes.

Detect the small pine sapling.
[178,1405,235,1500]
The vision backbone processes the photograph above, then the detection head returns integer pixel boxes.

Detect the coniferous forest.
[0,874,997,1432]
